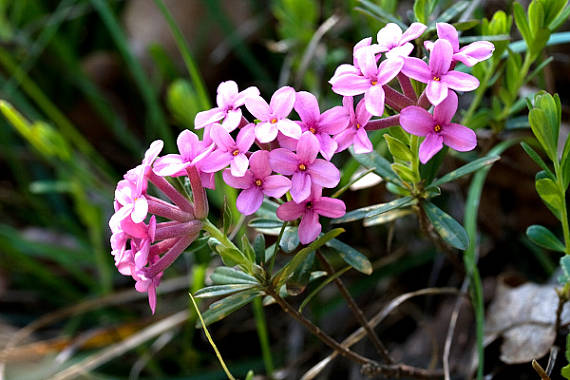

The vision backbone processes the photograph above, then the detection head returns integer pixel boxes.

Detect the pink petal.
[307,159,340,188]
[330,64,359,84]
[401,22,427,44]
[298,211,321,244]
[255,122,278,143]
[236,124,255,152]
[276,201,305,221]
[296,132,320,164]
[200,150,232,173]
[331,74,371,96]
[433,91,458,125]
[355,98,373,126]
[222,109,242,132]
[401,57,432,83]
[455,41,495,66]
[195,108,224,129]
[342,96,355,120]
[131,197,149,223]
[245,96,271,120]
[147,284,157,314]
[313,197,346,218]
[223,169,253,189]
[270,86,296,117]
[230,153,249,177]
[441,123,477,152]
[377,57,404,84]
[316,133,338,161]
[441,71,480,92]
[419,133,444,164]
[152,154,188,177]
[364,85,386,116]
[216,80,239,107]
[236,187,264,215]
[269,148,298,175]
[385,44,414,59]
[426,80,449,106]
[249,150,272,179]
[262,175,292,198]
[234,86,261,106]
[144,140,164,165]
[399,106,434,136]
[429,39,453,75]
[295,91,320,126]
[353,128,373,154]
[177,130,200,159]
[210,124,235,151]
[354,47,378,79]
[290,171,312,203]
[334,129,355,153]
[277,119,302,139]
[424,40,434,52]
[319,106,349,134]
[376,23,402,51]
[277,132,298,151]
[436,23,460,52]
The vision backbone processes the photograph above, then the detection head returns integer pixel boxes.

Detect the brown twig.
[315,250,394,364]
[443,279,470,380]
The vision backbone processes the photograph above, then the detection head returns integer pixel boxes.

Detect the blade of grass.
[89,0,174,150]
[252,297,274,377]
[463,138,521,380]
[153,0,211,110]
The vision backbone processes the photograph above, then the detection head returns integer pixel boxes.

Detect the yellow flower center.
[356,123,361,129]
[255,179,262,187]
[298,163,307,171]
[306,201,312,209]
[370,80,378,85]
[432,76,440,81]
[434,124,442,133]
[232,149,240,156]
[309,127,316,134]
[270,118,278,124]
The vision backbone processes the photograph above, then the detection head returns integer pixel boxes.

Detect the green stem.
[252,297,274,377]
[554,160,570,254]
[153,0,211,110]
[461,63,494,126]
[496,54,533,122]
[410,135,420,186]
[202,218,240,251]
[269,222,287,273]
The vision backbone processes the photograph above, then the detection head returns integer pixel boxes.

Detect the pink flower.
[153,130,215,188]
[277,186,346,244]
[399,91,476,163]
[335,97,373,154]
[223,150,291,215]
[195,80,260,131]
[424,23,495,67]
[269,132,340,203]
[294,91,349,160]
[110,179,149,225]
[201,124,255,176]
[330,47,404,116]
[245,86,301,143]
[402,39,479,106]
[376,22,426,59]
[124,140,163,195]
[330,37,379,82]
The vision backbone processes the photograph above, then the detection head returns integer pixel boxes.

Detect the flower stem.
[398,73,417,101]
[252,297,274,377]
[149,171,194,214]
[147,196,193,222]
[202,218,240,252]
[383,85,415,111]
[147,229,201,278]
[315,251,393,364]
[366,115,400,131]
[554,160,570,255]
[186,166,208,219]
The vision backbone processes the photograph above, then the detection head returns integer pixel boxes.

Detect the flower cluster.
[109,22,494,312]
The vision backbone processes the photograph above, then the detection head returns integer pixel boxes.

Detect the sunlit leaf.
[422,201,469,250]
[210,267,259,285]
[325,238,372,275]
[194,284,257,298]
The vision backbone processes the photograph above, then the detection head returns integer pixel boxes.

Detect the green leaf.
[432,1,469,26]
[391,162,417,183]
[513,2,532,46]
[363,208,414,227]
[526,225,566,252]
[332,196,415,224]
[428,155,500,188]
[194,284,257,298]
[280,226,300,253]
[253,234,266,264]
[248,218,283,229]
[350,146,402,184]
[215,245,250,269]
[241,235,256,264]
[325,238,373,275]
[385,134,413,162]
[210,267,259,285]
[520,141,555,178]
[223,196,232,235]
[422,202,469,250]
[529,107,558,162]
[356,0,407,29]
[535,177,563,220]
[200,289,261,326]
[286,251,315,296]
[272,228,344,287]
[255,199,280,219]
[528,0,545,36]
[549,4,570,30]
[562,333,570,378]
[166,79,200,129]
[413,0,428,23]
[562,136,570,190]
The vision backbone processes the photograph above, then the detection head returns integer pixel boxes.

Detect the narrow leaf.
[422,202,469,250]
[326,239,373,275]
[248,218,283,229]
[332,196,415,224]
[194,284,257,298]
[535,177,563,220]
[520,141,554,178]
[526,225,565,252]
[350,146,402,184]
[199,289,261,326]
[428,155,500,188]
[357,0,407,29]
[210,267,259,285]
